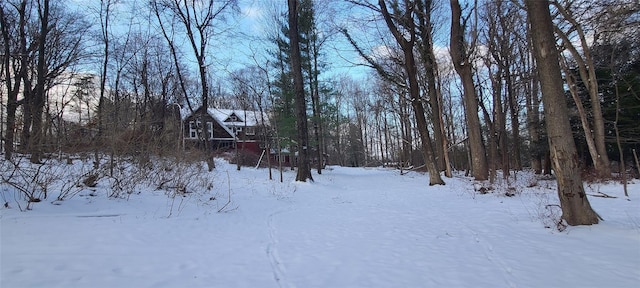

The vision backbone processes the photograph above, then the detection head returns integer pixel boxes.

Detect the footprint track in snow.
[460,222,516,287]
[266,209,292,288]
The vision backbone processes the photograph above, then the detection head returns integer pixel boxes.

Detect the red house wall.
[237,141,260,154]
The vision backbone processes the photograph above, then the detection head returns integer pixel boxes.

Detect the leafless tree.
[450,0,488,181]
[378,0,444,185]
[1,0,87,162]
[415,0,452,177]
[553,0,611,178]
[96,0,112,144]
[477,0,528,179]
[151,0,237,170]
[525,0,600,226]
[0,0,28,160]
[27,0,49,164]
[152,0,236,109]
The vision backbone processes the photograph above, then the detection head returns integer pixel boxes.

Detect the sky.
[60,0,473,91]
[63,0,377,85]
[229,0,376,80]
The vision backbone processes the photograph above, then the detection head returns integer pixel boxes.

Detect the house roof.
[180,106,269,127]
[210,108,270,127]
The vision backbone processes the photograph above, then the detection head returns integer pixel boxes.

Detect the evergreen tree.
[288,0,313,182]
[269,18,297,157]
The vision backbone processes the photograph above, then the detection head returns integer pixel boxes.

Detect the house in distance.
[181,105,270,155]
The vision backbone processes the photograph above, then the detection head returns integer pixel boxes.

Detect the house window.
[225,114,242,123]
[189,121,199,139]
[245,126,256,135]
[206,122,214,139]
[232,126,242,135]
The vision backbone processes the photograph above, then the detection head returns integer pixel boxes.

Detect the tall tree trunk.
[289,0,313,182]
[525,0,599,226]
[560,55,602,176]
[557,43,609,177]
[0,3,25,160]
[477,75,497,182]
[491,68,509,178]
[96,0,112,169]
[525,68,542,174]
[309,34,323,174]
[553,2,611,178]
[379,0,444,185]
[416,0,451,177]
[450,0,488,181]
[506,70,522,170]
[311,64,322,173]
[29,0,49,164]
[20,81,32,152]
[399,93,412,167]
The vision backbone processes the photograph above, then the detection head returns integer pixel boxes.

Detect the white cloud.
[242,5,262,19]
[370,44,400,61]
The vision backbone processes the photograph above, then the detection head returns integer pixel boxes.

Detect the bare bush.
[0,150,223,213]
[151,156,212,197]
[0,159,52,209]
[102,160,148,198]
[532,190,567,231]
[0,156,95,209]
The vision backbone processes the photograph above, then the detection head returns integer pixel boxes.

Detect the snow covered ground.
[1,158,639,287]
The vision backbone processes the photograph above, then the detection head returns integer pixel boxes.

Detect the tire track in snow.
[266,209,291,288]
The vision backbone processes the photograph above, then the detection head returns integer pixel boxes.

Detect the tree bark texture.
[289,0,313,182]
[30,0,49,163]
[525,0,599,226]
[449,0,488,181]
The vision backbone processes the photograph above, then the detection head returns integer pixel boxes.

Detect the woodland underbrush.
[0,151,220,211]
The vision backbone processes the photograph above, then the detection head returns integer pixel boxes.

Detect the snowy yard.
[1,159,639,287]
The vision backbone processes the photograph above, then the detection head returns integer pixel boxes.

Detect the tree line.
[1,0,639,225]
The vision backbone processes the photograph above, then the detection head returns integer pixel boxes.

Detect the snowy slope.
[1,159,639,288]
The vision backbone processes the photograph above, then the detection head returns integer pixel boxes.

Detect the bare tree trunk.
[613,79,627,196]
[491,69,509,179]
[0,2,26,160]
[399,93,412,167]
[20,65,32,153]
[484,0,522,173]
[438,88,453,177]
[506,70,522,170]
[560,54,602,174]
[416,0,451,177]
[289,0,313,182]
[477,74,498,183]
[525,68,543,174]
[526,0,599,226]
[450,0,488,181]
[310,36,324,174]
[634,149,640,180]
[95,0,113,169]
[553,2,611,178]
[379,0,444,185]
[29,0,49,164]
[378,112,385,163]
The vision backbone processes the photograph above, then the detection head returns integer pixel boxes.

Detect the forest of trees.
[1,0,639,225]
